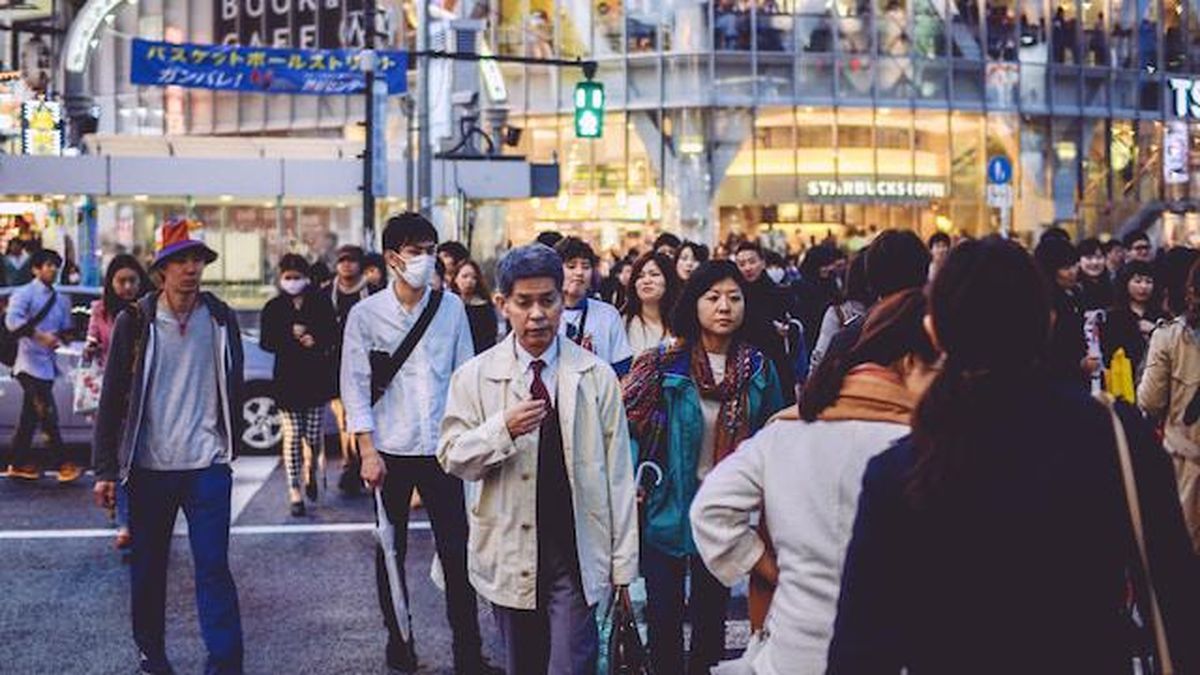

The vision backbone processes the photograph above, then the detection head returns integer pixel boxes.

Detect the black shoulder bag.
[369,290,443,405]
[0,289,59,367]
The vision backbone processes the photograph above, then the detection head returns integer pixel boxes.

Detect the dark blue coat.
[828,379,1200,674]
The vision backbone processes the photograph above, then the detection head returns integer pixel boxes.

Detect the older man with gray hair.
[439,244,639,675]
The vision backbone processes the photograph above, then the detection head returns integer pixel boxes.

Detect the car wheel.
[241,381,283,455]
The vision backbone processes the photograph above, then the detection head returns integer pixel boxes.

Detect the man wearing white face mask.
[341,213,497,675]
[260,254,339,515]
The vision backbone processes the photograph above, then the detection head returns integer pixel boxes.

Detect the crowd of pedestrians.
[9,212,1200,675]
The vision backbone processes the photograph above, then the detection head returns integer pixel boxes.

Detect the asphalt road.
[0,456,748,675]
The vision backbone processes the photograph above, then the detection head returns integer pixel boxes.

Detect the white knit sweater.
[690,418,910,675]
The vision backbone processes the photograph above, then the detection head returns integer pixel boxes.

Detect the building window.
[1051,1,1081,64]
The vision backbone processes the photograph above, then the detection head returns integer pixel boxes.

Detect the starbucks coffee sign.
[1169,78,1200,119]
[803,178,947,201]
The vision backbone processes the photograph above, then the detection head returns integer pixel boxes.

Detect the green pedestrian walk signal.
[574,80,605,139]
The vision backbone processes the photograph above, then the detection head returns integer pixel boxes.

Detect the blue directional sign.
[987,156,1013,184]
[130,39,408,95]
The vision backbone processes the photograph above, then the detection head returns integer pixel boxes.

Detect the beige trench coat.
[437,334,639,611]
[1139,317,1200,459]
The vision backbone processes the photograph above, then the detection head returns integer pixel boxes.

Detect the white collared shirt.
[6,280,72,381]
[341,284,474,456]
[558,298,633,369]
[515,337,560,405]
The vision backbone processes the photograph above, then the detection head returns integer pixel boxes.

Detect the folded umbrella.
[374,489,412,643]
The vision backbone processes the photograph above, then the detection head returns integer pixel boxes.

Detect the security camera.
[451,91,479,107]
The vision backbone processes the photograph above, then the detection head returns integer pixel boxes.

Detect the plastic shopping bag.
[1105,348,1136,404]
[711,630,768,675]
[73,360,103,415]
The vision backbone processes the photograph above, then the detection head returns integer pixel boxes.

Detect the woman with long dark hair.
[85,253,151,552]
[623,260,785,675]
[623,252,681,357]
[86,254,151,368]
[449,259,498,354]
[676,241,710,283]
[793,244,847,354]
[1101,259,1162,379]
[1159,245,1199,318]
[690,289,939,674]
[600,258,632,309]
[828,237,1200,673]
[810,252,872,369]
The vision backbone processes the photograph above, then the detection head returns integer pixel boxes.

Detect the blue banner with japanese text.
[130,39,408,95]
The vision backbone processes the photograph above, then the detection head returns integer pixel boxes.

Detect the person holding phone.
[439,243,639,675]
[261,254,338,516]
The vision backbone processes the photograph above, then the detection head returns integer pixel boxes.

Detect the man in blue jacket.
[93,220,245,675]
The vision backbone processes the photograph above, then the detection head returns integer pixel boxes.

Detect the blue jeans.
[128,464,244,675]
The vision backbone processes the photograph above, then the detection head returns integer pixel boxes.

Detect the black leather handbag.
[606,587,653,675]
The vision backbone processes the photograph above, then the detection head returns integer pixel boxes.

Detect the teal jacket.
[631,347,784,558]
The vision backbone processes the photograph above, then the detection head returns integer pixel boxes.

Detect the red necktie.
[530,359,551,403]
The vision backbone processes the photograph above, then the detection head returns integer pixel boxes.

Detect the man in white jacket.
[439,243,639,675]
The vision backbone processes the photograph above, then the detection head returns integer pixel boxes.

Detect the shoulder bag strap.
[15,288,59,338]
[566,298,589,345]
[370,290,443,404]
[390,289,442,365]
[1095,392,1176,675]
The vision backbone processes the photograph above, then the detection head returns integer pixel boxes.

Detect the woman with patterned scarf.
[623,260,785,675]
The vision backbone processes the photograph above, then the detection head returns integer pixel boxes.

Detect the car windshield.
[0,287,267,341]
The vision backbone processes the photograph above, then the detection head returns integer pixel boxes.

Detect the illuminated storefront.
[482,0,1196,250]
[8,0,1200,262]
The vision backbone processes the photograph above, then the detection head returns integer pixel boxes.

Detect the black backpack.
[0,290,59,367]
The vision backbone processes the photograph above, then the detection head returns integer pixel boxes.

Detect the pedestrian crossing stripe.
[0,521,426,539]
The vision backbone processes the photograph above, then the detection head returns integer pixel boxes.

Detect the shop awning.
[0,135,556,200]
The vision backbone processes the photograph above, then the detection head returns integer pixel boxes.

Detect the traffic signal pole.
[405,40,597,222]
[362,0,378,248]
[416,0,432,218]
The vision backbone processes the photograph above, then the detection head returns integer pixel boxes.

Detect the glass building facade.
[476,0,1200,249]
[17,0,1200,255]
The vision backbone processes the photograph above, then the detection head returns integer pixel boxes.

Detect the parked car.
[0,287,330,456]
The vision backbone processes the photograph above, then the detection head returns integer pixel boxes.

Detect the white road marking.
[173,456,288,535]
[2,455,438,542]
[0,520,431,540]
[230,456,282,523]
